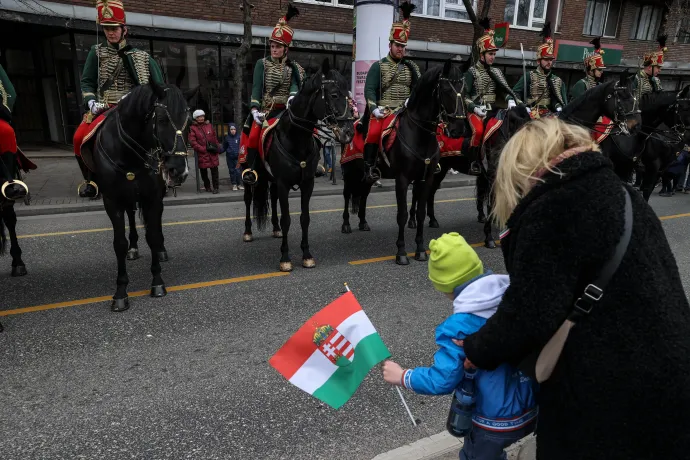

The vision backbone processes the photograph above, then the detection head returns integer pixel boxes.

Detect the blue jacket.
[223,123,241,159]
[402,273,538,432]
[667,149,690,177]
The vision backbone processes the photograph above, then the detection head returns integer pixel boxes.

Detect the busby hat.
[96,0,126,26]
[585,37,606,70]
[476,18,499,54]
[390,2,415,46]
[537,22,555,59]
[644,35,667,67]
[270,3,299,47]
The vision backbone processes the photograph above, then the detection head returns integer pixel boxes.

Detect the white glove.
[556,107,562,113]
[404,98,409,107]
[473,106,487,118]
[287,96,295,106]
[252,110,265,125]
[507,99,517,109]
[525,107,532,114]
[88,100,104,115]
[373,107,385,119]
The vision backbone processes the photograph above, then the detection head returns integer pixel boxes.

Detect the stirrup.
[468,162,482,176]
[242,168,258,186]
[1,179,29,200]
[434,163,442,174]
[364,166,381,184]
[77,180,99,198]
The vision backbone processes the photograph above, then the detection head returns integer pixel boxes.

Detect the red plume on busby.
[476,18,499,54]
[645,34,668,67]
[537,21,555,59]
[585,37,606,70]
[390,2,415,45]
[270,3,299,47]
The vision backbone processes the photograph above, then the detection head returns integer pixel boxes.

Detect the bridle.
[436,76,467,136]
[568,82,640,137]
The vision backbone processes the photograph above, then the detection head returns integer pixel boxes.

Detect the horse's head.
[674,86,690,143]
[437,59,468,138]
[605,71,641,134]
[305,59,355,144]
[149,80,192,185]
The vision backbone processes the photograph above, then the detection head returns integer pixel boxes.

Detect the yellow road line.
[0,272,288,317]
[348,241,494,266]
[659,212,690,221]
[16,198,474,239]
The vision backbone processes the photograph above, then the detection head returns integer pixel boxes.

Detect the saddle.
[16,147,37,173]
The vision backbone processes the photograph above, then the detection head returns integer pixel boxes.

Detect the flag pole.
[343,283,418,427]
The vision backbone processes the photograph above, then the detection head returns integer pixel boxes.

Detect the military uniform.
[72,0,163,197]
[239,5,302,183]
[0,63,29,201]
[513,24,566,115]
[570,38,606,101]
[632,36,666,97]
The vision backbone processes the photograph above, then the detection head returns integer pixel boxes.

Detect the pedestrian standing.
[319,122,334,174]
[462,117,690,459]
[382,232,538,460]
[189,110,221,194]
[223,123,242,191]
[660,147,690,196]
[677,160,690,193]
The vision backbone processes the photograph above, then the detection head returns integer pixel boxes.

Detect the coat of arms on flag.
[269,291,391,409]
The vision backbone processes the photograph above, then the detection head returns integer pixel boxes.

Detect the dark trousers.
[661,172,679,194]
[227,157,240,185]
[200,166,219,190]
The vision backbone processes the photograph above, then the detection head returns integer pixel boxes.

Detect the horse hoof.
[485,240,497,249]
[243,233,254,243]
[359,223,371,232]
[150,285,167,297]
[477,215,487,224]
[157,251,169,262]
[279,261,293,272]
[407,220,417,229]
[111,297,130,312]
[429,220,440,229]
[396,255,410,266]
[342,224,352,234]
[273,230,283,238]
[415,251,428,262]
[11,265,27,277]
[303,258,316,269]
[126,248,140,261]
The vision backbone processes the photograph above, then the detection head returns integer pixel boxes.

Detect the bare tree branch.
[233,0,253,124]
[461,0,492,62]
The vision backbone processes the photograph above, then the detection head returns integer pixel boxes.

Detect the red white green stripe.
[269,292,391,409]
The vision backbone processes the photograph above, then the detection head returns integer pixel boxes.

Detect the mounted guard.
[238,3,304,185]
[570,37,606,101]
[632,35,666,97]
[361,1,421,183]
[463,18,521,175]
[512,22,567,117]
[0,63,31,202]
[72,0,164,198]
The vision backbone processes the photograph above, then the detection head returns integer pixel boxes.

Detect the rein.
[567,83,639,137]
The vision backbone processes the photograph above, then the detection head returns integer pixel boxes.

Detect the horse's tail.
[0,214,6,256]
[252,179,270,231]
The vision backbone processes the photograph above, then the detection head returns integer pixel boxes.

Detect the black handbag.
[201,128,218,154]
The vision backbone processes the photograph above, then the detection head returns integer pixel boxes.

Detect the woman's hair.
[492,117,600,228]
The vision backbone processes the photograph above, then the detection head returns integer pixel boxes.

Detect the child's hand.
[382,360,405,386]
[452,339,476,369]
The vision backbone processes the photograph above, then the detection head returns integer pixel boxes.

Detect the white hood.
[453,274,510,319]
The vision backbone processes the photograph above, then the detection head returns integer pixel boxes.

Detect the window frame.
[410,0,477,22]
[677,17,690,44]
[504,0,548,31]
[629,4,664,41]
[581,0,621,38]
[294,0,353,9]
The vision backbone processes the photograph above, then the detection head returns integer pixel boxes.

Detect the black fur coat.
[464,151,690,459]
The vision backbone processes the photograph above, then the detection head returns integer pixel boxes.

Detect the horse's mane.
[560,80,614,118]
[640,91,680,112]
[409,64,443,107]
[116,84,157,118]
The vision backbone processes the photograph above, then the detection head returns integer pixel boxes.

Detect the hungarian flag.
[269,292,391,409]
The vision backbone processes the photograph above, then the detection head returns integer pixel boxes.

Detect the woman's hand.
[452,339,477,370]
[382,360,405,386]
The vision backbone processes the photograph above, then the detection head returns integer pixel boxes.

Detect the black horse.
[0,152,30,278]
[242,60,354,272]
[341,60,466,265]
[604,87,690,201]
[86,82,190,312]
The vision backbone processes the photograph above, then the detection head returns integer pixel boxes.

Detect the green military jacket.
[250,56,302,112]
[463,61,520,112]
[631,70,662,97]
[364,54,421,113]
[512,67,567,111]
[569,75,598,101]
[81,40,164,108]
[0,64,16,121]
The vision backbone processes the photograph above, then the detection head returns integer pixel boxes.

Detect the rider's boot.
[75,155,99,198]
[0,151,28,200]
[241,148,259,186]
[363,143,380,184]
[468,147,482,176]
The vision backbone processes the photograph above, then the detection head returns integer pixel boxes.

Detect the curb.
[14,179,475,217]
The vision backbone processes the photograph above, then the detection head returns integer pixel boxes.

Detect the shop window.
[582,0,621,37]
[504,0,547,29]
[678,17,690,44]
[629,5,664,41]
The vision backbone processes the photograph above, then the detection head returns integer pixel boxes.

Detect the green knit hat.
[428,232,484,293]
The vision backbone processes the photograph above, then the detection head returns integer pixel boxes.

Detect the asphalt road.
[1,186,688,460]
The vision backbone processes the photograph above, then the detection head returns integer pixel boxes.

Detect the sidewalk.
[14,149,475,216]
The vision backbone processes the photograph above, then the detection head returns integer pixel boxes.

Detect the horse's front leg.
[126,205,140,261]
[104,197,130,312]
[408,181,418,229]
[395,176,410,265]
[428,167,447,228]
[277,182,293,272]
[358,185,372,231]
[483,164,497,249]
[342,178,352,234]
[243,185,254,242]
[141,197,166,298]
[476,174,488,223]
[270,182,282,238]
[300,178,315,268]
[3,204,27,277]
[414,179,431,261]
[642,158,661,202]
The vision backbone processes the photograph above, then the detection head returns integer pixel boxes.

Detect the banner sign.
[354,60,376,115]
[493,22,510,48]
[554,40,624,65]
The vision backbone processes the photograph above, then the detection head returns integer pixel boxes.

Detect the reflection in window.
[409,0,474,20]
[629,5,664,41]
[582,0,621,37]
[504,0,547,29]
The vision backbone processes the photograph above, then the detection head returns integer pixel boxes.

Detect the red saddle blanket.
[592,116,614,144]
[436,124,465,157]
[380,113,401,153]
[16,147,37,172]
[341,120,365,165]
